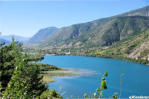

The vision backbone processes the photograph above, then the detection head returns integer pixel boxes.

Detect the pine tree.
[0,38,22,93]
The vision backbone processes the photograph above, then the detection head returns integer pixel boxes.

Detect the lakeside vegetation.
[26,54,44,62]
[0,38,62,98]
[0,38,82,98]
[24,44,149,65]
[24,47,149,66]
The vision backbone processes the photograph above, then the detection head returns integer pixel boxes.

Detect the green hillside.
[93,29,149,64]
[27,6,148,50]
[42,16,149,49]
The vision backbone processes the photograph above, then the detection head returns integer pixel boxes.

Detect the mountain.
[43,16,149,49]
[29,6,149,50]
[0,35,29,43]
[28,27,58,44]
[93,29,149,64]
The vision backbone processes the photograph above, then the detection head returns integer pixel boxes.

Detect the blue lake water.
[40,55,149,98]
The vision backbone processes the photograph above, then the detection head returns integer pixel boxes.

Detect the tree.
[3,61,47,98]
[0,38,22,93]
[0,38,62,98]
[40,89,62,99]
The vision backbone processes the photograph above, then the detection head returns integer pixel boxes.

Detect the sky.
[0,0,147,37]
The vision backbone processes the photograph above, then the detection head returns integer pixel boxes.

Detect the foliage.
[100,77,107,89]
[104,72,108,77]
[0,39,23,92]
[39,89,62,99]
[0,38,62,98]
[26,54,44,62]
[84,72,120,99]
[3,61,47,98]
[38,63,61,71]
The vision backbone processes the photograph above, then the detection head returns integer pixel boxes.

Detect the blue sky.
[0,0,146,37]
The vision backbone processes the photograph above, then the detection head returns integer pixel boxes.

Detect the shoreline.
[46,54,149,66]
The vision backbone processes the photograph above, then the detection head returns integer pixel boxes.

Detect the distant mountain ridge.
[0,35,29,43]
[28,6,149,50]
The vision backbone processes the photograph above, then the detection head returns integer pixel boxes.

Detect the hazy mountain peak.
[29,26,58,44]
[0,35,29,42]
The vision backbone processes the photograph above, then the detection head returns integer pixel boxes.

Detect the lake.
[40,55,149,98]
